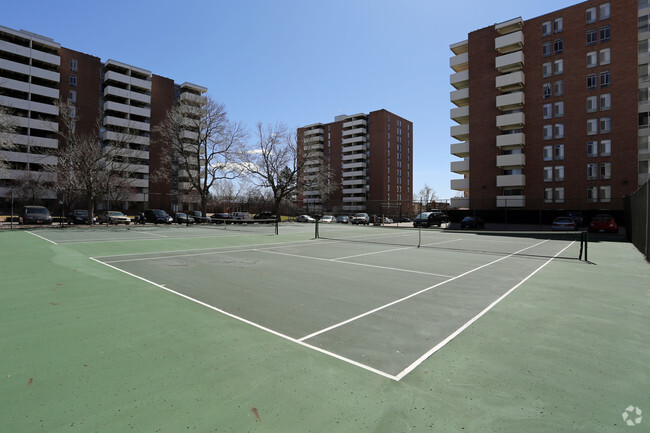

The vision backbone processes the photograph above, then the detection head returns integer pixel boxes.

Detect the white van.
[231,212,250,220]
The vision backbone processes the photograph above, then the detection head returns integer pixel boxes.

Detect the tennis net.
[315,222,587,260]
[208,218,279,235]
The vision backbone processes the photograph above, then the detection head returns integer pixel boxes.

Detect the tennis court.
[2,224,648,432]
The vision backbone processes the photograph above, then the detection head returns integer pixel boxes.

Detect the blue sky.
[4,0,578,199]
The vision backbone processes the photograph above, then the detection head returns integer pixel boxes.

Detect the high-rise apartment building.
[0,25,206,212]
[449,0,649,211]
[298,109,413,215]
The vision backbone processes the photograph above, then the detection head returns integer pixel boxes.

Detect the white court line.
[255,248,454,278]
[51,231,277,245]
[394,240,576,381]
[139,231,168,238]
[297,238,552,343]
[331,245,415,261]
[26,230,58,245]
[88,256,398,381]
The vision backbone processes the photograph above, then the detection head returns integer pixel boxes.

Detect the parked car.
[568,211,583,228]
[210,213,232,223]
[144,209,173,224]
[67,209,94,225]
[254,211,277,221]
[350,213,370,225]
[413,211,448,228]
[551,216,578,231]
[336,215,350,224]
[98,210,131,225]
[186,210,210,224]
[295,214,315,223]
[172,212,194,224]
[460,216,485,229]
[588,214,618,233]
[320,215,336,224]
[19,205,53,225]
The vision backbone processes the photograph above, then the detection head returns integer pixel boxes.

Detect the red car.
[588,214,618,233]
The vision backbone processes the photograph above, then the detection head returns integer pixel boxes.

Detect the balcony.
[343,196,366,203]
[496,174,525,187]
[342,170,365,178]
[450,178,469,191]
[342,119,367,129]
[495,17,523,35]
[450,39,468,55]
[495,31,524,54]
[496,132,525,149]
[496,153,525,168]
[451,159,470,174]
[495,51,524,73]
[496,71,525,91]
[451,124,469,141]
[450,69,469,90]
[450,51,468,72]
[450,197,470,208]
[304,127,324,136]
[450,105,470,124]
[342,161,367,170]
[450,88,469,107]
[342,144,365,153]
[450,141,470,158]
[342,187,365,195]
[342,127,367,137]
[342,136,366,145]
[496,195,525,207]
[496,112,525,130]
[496,92,524,111]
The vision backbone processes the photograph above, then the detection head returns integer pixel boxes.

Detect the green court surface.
[1,224,648,432]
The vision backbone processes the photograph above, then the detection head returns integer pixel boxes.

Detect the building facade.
[298,109,413,216]
[0,25,205,212]
[449,0,649,211]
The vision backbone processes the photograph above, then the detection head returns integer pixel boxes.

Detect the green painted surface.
[1,228,648,432]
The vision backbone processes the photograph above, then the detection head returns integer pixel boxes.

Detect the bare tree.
[301,161,339,214]
[154,95,246,215]
[416,183,438,209]
[241,123,302,218]
[0,104,16,175]
[52,102,137,223]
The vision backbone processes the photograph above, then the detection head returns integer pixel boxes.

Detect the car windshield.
[73,210,87,215]
[556,217,573,222]
[26,207,48,214]
[109,211,124,216]
[593,216,612,222]
[416,213,432,219]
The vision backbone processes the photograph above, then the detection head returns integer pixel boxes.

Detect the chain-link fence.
[626,181,649,261]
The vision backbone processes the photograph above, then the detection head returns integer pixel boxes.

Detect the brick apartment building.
[449,0,650,212]
[0,25,205,213]
[297,109,413,216]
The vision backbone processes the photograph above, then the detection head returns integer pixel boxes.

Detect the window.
[587,95,598,112]
[588,141,598,157]
[555,187,565,203]
[600,71,610,87]
[543,62,552,77]
[600,139,611,156]
[554,59,563,75]
[555,166,565,181]
[555,144,565,160]
[600,48,611,65]
[640,87,650,103]
[640,160,650,174]
[600,186,611,202]
[600,162,612,179]
[587,51,598,68]
[543,145,553,161]
[554,39,564,54]
[600,2,610,20]
[69,90,77,103]
[587,74,597,90]
[70,75,77,86]
[544,167,553,182]
[586,7,597,23]
[554,102,564,117]
[588,163,599,179]
[587,118,598,135]
[554,124,564,138]
[640,136,650,152]
[554,80,564,96]
[542,42,552,57]
[70,59,77,71]
[600,117,612,133]
[543,103,553,119]
[542,21,552,36]
[600,93,611,111]
[587,186,598,203]
[600,25,611,42]
[587,29,598,45]
[544,188,553,203]
[543,124,553,140]
[543,83,552,98]
[640,15,650,33]
[640,63,650,81]
[640,40,650,56]
[554,17,563,33]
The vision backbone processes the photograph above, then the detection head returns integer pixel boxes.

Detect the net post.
[315,219,319,239]
[417,226,421,248]
[584,231,588,261]
[274,218,279,235]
